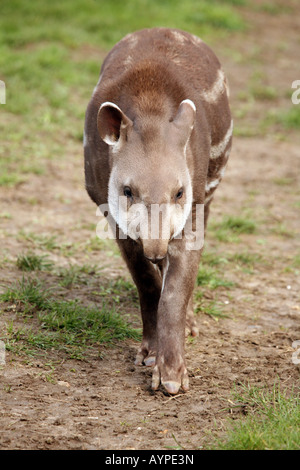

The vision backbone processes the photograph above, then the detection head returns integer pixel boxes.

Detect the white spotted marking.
[83,130,87,148]
[172,56,182,66]
[123,55,133,67]
[205,178,220,192]
[224,78,230,98]
[171,30,187,44]
[219,165,227,179]
[123,33,138,48]
[210,120,233,160]
[200,69,225,104]
[190,34,203,46]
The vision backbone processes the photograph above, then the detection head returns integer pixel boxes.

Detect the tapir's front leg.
[152,242,202,395]
[117,237,162,366]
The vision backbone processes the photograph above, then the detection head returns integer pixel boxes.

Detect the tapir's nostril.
[145,254,166,264]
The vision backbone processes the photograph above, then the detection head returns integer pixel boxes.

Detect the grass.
[16,252,53,272]
[0,0,246,50]
[0,277,141,359]
[212,382,300,450]
[250,84,277,101]
[197,264,234,289]
[194,249,235,319]
[209,215,257,242]
[96,278,138,306]
[264,106,300,131]
[57,263,99,288]
[0,0,248,187]
[1,1,297,186]
[17,231,59,251]
[278,107,300,129]
[194,297,228,319]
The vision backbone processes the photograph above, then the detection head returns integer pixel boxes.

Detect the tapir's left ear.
[171,99,196,148]
[97,101,133,146]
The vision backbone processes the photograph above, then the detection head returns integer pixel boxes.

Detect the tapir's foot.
[185,309,199,337]
[151,354,189,395]
[134,339,156,367]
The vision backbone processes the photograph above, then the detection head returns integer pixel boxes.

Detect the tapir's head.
[97,99,196,262]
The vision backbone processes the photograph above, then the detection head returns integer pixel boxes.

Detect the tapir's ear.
[172,99,196,148]
[97,102,133,146]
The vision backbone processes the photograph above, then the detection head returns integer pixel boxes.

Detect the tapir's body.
[84,28,232,394]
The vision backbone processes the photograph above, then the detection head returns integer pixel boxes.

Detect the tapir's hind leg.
[185,297,199,338]
[117,237,162,366]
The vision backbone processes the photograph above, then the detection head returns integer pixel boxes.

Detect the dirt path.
[0,6,299,450]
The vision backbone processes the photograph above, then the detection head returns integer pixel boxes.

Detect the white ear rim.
[98,102,123,146]
[98,101,133,147]
[99,101,123,113]
[181,99,196,113]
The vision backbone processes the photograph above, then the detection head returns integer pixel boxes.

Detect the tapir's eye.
[123,186,133,198]
[175,188,184,200]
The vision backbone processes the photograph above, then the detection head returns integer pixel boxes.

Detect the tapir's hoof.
[185,314,199,338]
[152,365,189,395]
[144,355,156,366]
[135,347,156,367]
[185,325,199,338]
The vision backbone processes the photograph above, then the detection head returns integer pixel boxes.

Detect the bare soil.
[0,6,299,450]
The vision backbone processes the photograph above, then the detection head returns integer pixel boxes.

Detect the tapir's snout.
[142,239,168,264]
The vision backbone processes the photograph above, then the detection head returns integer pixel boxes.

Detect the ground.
[0,3,299,450]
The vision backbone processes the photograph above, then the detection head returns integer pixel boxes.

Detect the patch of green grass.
[194,295,228,319]
[292,253,300,268]
[227,251,264,267]
[213,383,300,450]
[209,216,257,242]
[265,107,300,130]
[220,216,257,234]
[250,84,277,101]
[279,107,300,129]
[16,252,53,272]
[228,251,267,274]
[271,223,295,239]
[197,264,234,289]
[57,263,99,288]
[201,251,229,266]
[273,177,294,186]
[0,0,246,50]
[0,0,248,178]
[255,2,293,15]
[1,277,48,311]
[85,237,121,257]
[17,231,59,251]
[95,278,138,306]
[0,277,141,358]
[0,171,24,187]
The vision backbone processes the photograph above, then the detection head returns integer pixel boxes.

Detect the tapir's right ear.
[97,102,133,146]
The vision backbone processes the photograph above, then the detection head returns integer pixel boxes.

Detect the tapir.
[84,28,232,395]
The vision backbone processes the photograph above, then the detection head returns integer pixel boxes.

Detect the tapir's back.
[84,28,232,206]
[101,28,221,91]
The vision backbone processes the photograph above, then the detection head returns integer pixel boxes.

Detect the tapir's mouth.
[144,254,166,264]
